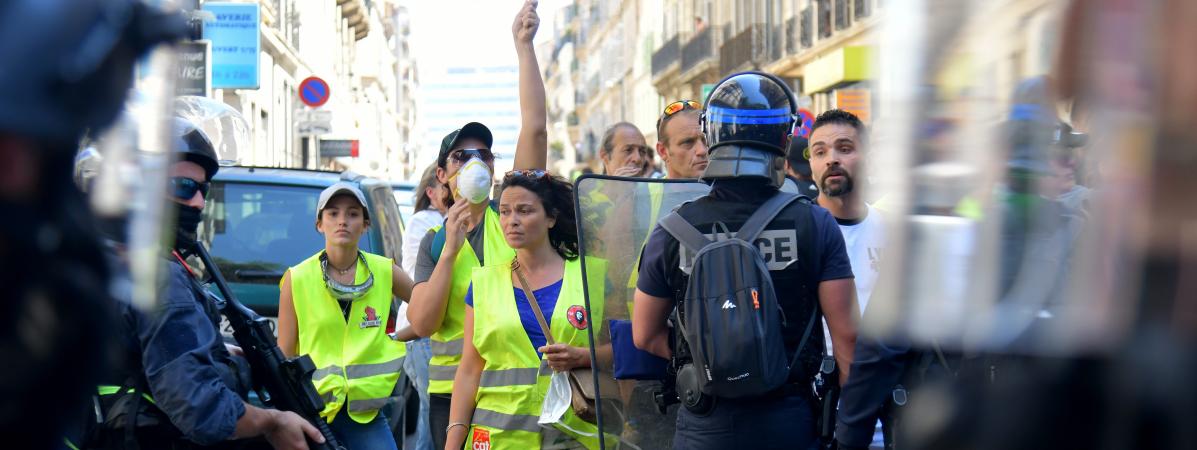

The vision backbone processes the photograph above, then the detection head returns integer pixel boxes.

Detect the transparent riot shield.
[574,175,710,449]
[86,44,179,311]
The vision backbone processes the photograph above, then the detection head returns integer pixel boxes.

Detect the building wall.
[416,66,522,176]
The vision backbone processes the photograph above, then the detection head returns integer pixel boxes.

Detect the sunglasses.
[662,100,701,117]
[504,169,549,180]
[170,177,210,200]
[449,148,494,164]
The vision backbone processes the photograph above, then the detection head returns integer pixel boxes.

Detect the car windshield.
[202,182,371,284]
[393,188,415,225]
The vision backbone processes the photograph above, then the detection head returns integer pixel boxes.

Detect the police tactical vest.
[466,257,607,449]
[290,251,404,424]
[427,206,515,395]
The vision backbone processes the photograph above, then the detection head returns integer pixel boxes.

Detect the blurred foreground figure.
[860,0,1197,449]
[0,1,184,448]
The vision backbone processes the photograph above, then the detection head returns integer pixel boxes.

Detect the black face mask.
[175,205,203,250]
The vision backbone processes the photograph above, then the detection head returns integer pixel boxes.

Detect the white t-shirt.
[398,208,445,329]
[826,204,885,354]
[837,204,885,314]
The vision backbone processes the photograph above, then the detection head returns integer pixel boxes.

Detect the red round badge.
[567,305,589,330]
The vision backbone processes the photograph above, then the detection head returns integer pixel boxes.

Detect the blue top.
[465,278,563,358]
[120,260,246,445]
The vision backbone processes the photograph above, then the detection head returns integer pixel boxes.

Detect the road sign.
[201,2,260,89]
[296,110,332,136]
[320,139,359,158]
[299,76,330,107]
[795,108,815,138]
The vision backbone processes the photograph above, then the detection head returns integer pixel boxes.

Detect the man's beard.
[820,167,855,197]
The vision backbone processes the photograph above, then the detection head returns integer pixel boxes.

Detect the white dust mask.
[453,157,492,204]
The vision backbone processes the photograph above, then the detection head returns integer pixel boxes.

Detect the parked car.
[391,180,417,228]
[200,166,417,446]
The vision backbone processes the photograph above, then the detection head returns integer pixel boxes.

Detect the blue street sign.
[202,2,260,89]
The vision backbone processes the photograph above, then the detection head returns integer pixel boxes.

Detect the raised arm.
[512,0,546,170]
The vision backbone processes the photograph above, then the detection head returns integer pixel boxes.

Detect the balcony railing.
[786,16,799,55]
[769,23,784,61]
[720,25,765,74]
[652,35,681,77]
[802,6,814,48]
[680,27,715,75]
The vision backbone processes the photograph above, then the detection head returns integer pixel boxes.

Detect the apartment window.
[835,0,849,30]
[801,2,813,48]
[818,0,831,39]
[855,0,871,18]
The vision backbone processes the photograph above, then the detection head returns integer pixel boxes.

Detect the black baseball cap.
[437,122,494,168]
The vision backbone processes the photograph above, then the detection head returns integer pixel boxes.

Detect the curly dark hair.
[500,171,579,260]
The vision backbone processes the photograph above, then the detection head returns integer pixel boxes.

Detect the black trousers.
[428,393,452,450]
[673,393,817,450]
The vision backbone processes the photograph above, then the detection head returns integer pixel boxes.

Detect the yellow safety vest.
[427,206,515,395]
[467,257,609,450]
[290,251,404,424]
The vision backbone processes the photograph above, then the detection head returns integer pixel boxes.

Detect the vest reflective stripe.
[345,357,404,379]
[428,206,514,395]
[467,258,609,449]
[348,397,393,413]
[290,251,405,424]
[312,365,342,381]
[428,364,457,381]
[428,338,463,356]
[479,367,540,388]
[471,408,542,433]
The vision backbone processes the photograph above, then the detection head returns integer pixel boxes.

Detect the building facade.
[415,66,522,176]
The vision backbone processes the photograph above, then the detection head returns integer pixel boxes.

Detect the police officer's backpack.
[660,192,820,399]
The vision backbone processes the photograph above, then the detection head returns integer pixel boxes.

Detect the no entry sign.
[298,76,330,107]
[794,108,815,139]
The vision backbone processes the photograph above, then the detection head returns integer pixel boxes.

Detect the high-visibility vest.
[290,251,404,424]
[426,206,515,395]
[466,257,608,450]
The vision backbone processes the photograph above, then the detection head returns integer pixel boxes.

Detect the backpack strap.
[659,212,713,253]
[736,192,803,242]
[787,301,820,380]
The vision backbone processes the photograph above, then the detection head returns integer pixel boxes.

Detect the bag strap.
[659,212,712,253]
[512,259,557,346]
[737,192,802,242]
[787,302,821,380]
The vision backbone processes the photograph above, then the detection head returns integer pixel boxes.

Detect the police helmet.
[0,0,187,144]
[701,72,797,185]
[174,118,219,181]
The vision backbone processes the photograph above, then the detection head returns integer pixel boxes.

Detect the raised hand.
[512,0,540,44]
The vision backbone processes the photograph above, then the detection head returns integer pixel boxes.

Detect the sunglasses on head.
[170,177,210,200]
[449,148,494,164]
[504,169,549,180]
[662,100,701,117]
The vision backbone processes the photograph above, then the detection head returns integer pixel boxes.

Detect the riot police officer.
[632,72,859,449]
[85,119,324,450]
[0,1,187,447]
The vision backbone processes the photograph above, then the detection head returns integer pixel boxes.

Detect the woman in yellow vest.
[276,183,417,450]
[445,170,612,450]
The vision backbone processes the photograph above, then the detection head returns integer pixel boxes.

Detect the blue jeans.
[674,394,817,450]
[329,408,398,450]
[403,337,433,450]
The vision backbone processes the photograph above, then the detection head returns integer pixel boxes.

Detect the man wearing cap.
[90,120,324,449]
[655,100,710,179]
[276,182,416,449]
[405,2,548,448]
[783,134,820,198]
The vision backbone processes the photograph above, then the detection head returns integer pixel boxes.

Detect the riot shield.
[574,175,710,449]
[85,44,179,311]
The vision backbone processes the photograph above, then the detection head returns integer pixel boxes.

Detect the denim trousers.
[329,408,398,450]
[403,337,433,450]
